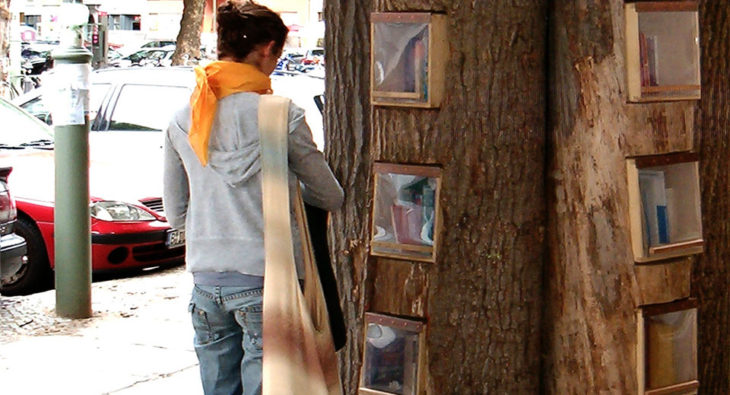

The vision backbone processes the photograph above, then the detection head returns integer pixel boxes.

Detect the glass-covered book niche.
[371,12,448,108]
[359,313,426,395]
[370,163,442,263]
[637,299,698,395]
[626,153,703,263]
[625,1,700,102]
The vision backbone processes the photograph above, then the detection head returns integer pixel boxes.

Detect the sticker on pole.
[48,63,90,126]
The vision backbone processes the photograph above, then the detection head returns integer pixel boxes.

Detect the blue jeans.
[189,285,264,395]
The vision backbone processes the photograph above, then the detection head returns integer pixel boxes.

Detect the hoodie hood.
[173,93,306,187]
[207,143,261,187]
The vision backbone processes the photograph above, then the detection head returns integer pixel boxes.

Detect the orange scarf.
[189,61,272,166]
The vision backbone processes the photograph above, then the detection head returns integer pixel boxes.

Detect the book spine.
[639,32,650,87]
[656,205,670,244]
[646,35,658,86]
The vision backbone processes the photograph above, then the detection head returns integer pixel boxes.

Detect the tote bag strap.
[259,95,341,395]
[259,95,297,287]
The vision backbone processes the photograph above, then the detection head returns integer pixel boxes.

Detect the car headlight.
[90,201,156,221]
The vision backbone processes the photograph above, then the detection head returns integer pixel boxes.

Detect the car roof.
[92,66,196,87]
[12,67,196,108]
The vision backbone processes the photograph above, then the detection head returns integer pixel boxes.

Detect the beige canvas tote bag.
[258,95,343,395]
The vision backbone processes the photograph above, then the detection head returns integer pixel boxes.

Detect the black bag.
[304,203,347,351]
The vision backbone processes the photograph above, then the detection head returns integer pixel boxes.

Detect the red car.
[0,96,184,295]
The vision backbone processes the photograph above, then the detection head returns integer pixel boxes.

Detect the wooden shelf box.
[625,1,700,102]
[371,12,448,108]
[637,299,698,395]
[626,152,703,263]
[370,163,442,263]
[359,313,427,395]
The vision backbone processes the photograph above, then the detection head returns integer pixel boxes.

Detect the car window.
[108,84,190,132]
[0,98,52,145]
[89,83,112,120]
[127,50,150,62]
[18,83,111,125]
[21,96,48,120]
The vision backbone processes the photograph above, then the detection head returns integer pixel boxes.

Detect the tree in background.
[0,0,10,82]
[172,0,204,66]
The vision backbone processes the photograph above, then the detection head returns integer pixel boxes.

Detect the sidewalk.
[0,265,203,395]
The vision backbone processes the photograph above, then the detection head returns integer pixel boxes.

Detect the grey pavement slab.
[0,265,204,395]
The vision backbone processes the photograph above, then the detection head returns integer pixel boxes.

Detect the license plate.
[166,229,185,248]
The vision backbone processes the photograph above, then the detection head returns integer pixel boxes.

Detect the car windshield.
[0,98,53,147]
[127,50,152,62]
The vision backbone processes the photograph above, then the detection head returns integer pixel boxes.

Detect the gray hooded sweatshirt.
[163,92,343,280]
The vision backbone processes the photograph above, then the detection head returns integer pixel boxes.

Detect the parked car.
[0,96,185,295]
[0,167,28,290]
[140,40,176,49]
[20,45,54,75]
[277,50,305,72]
[109,47,174,68]
[279,48,325,74]
[107,47,124,63]
[15,67,194,132]
[301,48,325,66]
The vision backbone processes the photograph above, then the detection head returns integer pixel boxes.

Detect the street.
[0,264,203,395]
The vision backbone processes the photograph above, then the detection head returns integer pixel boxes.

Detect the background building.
[202,0,323,49]
[14,0,323,50]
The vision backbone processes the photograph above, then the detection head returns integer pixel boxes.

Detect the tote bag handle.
[259,95,342,395]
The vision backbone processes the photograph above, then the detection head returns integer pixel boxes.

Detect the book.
[639,169,670,249]
[391,203,424,245]
[645,35,659,86]
[639,32,650,87]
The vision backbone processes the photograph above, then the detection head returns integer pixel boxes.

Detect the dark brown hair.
[216,1,288,61]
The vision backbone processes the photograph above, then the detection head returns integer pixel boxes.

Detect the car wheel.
[0,216,52,296]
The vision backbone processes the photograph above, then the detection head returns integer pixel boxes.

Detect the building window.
[109,14,141,31]
[23,15,42,29]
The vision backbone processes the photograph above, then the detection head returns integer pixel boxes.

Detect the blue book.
[656,205,669,244]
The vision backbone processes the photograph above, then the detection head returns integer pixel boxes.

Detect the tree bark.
[323,0,373,393]
[546,1,697,393]
[326,0,546,393]
[693,1,730,393]
[172,0,204,66]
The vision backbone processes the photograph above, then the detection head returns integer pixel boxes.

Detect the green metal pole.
[52,23,93,319]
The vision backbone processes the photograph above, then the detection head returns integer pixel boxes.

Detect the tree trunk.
[326,0,546,393]
[323,0,373,393]
[546,1,697,393]
[172,0,204,66]
[693,1,730,393]
[0,0,10,82]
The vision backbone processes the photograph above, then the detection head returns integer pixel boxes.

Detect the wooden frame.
[626,152,703,263]
[637,299,699,395]
[624,1,700,102]
[359,313,427,395]
[370,163,442,263]
[370,12,448,108]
